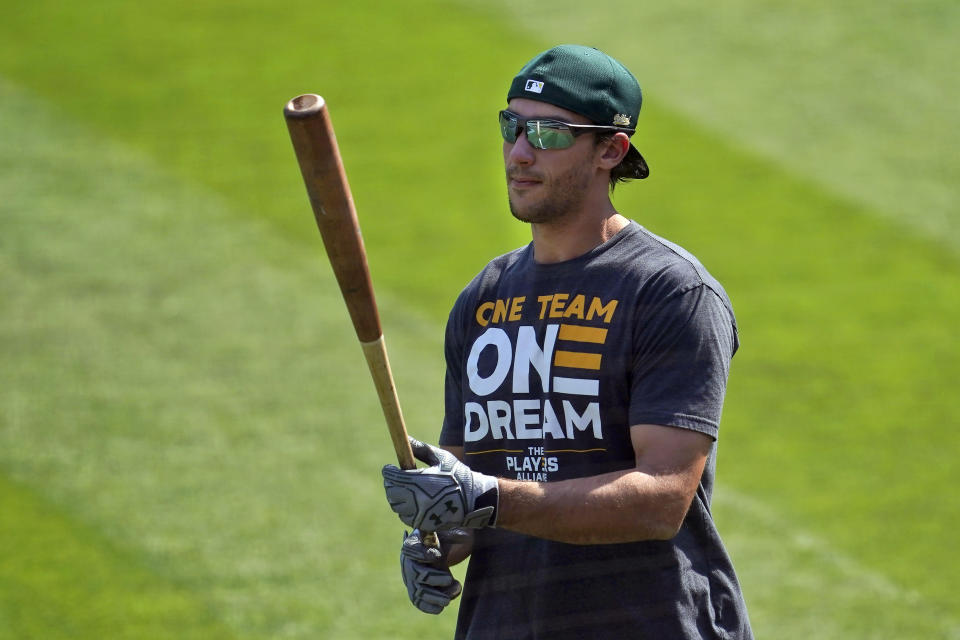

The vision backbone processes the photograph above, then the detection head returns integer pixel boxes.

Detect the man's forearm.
[494,469,693,544]
[384,428,710,544]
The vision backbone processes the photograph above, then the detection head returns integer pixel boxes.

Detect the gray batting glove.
[400,528,469,614]
[382,437,499,531]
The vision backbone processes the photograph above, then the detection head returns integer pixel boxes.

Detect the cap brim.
[626,144,649,179]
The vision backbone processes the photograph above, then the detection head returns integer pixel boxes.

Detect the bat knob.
[285,94,326,118]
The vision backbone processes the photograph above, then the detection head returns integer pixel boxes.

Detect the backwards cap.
[507,44,649,179]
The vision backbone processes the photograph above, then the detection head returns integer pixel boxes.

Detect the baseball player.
[382,44,753,639]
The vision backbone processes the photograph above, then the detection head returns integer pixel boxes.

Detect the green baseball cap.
[507,44,649,179]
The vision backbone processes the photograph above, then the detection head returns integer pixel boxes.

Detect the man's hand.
[400,529,470,614]
[382,438,498,531]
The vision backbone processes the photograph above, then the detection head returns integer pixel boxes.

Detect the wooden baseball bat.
[283,93,416,471]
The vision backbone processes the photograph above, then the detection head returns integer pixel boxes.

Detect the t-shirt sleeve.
[628,284,737,439]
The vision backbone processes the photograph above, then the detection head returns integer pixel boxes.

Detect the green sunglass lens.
[529,121,575,149]
[500,113,519,143]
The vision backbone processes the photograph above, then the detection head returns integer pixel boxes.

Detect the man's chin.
[509,199,560,224]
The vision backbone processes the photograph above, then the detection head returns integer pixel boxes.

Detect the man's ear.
[596,132,631,170]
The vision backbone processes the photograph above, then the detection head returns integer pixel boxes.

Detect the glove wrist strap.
[471,485,499,528]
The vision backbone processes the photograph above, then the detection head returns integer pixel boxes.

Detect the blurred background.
[1,0,957,637]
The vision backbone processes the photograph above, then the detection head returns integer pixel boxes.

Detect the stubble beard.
[507,161,594,224]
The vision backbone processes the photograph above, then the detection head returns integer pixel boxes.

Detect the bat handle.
[422,531,440,549]
[358,338,441,550]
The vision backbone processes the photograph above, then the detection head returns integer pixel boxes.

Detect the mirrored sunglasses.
[498,109,633,150]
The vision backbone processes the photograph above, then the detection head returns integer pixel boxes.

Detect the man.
[382,44,753,639]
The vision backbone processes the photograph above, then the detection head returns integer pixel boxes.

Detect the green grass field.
[1,1,958,638]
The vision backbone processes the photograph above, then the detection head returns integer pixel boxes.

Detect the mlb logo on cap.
[524,79,544,94]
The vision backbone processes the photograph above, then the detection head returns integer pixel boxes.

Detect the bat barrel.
[284,94,382,343]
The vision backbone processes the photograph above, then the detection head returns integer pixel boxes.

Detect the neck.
[531,202,629,264]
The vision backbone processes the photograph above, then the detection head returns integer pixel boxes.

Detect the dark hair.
[595,133,643,191]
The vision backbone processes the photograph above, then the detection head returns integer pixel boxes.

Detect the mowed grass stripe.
[488,0,960,249]
[0,475,238,639]
[714,488,959,639]
[0,0,532,321]
[0,79,455,639]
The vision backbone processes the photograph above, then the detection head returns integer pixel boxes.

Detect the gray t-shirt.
[440,221,753,639]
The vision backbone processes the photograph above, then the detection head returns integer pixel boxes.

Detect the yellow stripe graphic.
[554,350,602,370]
[558,324,607,344]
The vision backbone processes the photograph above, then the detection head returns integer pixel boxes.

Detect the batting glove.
[400,528,469,614]
[382,437,498,531]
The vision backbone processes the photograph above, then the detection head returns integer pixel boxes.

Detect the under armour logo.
[428,501,460,526]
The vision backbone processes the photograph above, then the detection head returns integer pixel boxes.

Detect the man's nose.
[506,132,536,165]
